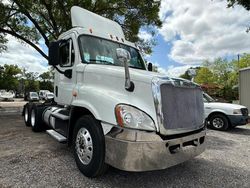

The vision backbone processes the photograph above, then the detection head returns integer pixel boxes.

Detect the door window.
[59,39,75,67]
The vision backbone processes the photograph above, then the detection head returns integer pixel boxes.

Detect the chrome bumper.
[105,128,206,172]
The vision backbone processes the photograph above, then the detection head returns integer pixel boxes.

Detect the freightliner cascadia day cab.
[23,6,206,177]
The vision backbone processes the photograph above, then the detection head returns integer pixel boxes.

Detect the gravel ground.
[0,99,26,115]
[0,115,250,188]
[0,98,26,107]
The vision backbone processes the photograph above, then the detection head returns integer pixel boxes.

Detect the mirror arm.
[52,65,64,74]
[124,60,134,92]
[52,65,72,79]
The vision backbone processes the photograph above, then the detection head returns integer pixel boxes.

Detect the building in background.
[239,67,250,111]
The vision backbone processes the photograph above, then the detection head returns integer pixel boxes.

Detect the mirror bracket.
[116,48,135,92]
[64,69,72,79]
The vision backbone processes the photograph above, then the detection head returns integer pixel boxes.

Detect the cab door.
[54,34,76,105]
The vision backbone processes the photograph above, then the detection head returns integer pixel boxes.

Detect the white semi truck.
[23,6,206,177]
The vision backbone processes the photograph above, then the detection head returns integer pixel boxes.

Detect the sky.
[0,0,250,77]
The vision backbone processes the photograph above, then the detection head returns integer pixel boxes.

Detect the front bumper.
[105,128,206,172]
[228,115,249,126]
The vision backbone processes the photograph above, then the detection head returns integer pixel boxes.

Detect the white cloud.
[138,30,153,41]
[159,0,250,64]
[0,35,48,73]
[166,65,193,78]
[152,61,192,77]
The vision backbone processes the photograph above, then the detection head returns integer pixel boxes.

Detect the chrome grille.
[160,83,204,130]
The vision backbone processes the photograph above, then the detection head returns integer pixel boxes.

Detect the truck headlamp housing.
[115,104,155,131]
[233,109,242,115]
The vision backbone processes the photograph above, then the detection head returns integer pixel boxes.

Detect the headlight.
[115,104,155,131]
[233,109,242,115]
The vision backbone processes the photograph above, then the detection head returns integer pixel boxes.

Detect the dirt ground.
[0,114,250,188]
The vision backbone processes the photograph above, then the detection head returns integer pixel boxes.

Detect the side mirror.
[116,48,134,92]
[49,41,60,66]
[116,48,131,63]
[148,62,153,71]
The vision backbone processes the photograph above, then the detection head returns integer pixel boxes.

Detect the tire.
[209,114,229,131]
[30,104,46,132]
[24,104,31,127]
[73,115,108,177]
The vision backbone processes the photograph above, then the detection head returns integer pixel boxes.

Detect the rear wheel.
[209,114,229,131]
[73,115,108,177]
[24,104,31,127]
[30,104,46,132]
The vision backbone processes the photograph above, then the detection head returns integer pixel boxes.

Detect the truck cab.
[23,6,206,177]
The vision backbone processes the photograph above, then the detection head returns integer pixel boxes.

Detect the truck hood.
[205,102,246,109]
[83,64,195,86]
[84,64,167,84]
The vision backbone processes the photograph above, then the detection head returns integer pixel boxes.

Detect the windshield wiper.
[86,59,144,70]
[87,59,113,65]
[129,65,144,70]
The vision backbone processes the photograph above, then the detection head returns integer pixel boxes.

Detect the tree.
[194,67,216,84]
[179,70,192,80]
[194,55,250,101]
[24,71,39,92]
[226,0,250,31]
[39,70,53,82]
[233,53,250,69]
[0,64,21,91]
[227,0,250,11]
[39,69,54,91]
[0,0,162,58]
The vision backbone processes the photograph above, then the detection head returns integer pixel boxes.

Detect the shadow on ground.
[226,126,250,136]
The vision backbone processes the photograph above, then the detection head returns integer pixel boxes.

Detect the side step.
[46,130,67,143]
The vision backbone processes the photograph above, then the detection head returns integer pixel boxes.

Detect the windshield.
[203,93,215,102]
[79,35,146,70]
[31,92,38,97]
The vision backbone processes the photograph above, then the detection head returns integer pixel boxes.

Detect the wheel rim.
[212,117,224,129]
[76,127,93,165]
[24,107,28,122]
[31,109,35,127]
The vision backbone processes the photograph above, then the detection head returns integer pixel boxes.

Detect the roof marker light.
[116,36,119,41]
[121,38,124,42]
[110,34,113,39]
[89,28,93,33]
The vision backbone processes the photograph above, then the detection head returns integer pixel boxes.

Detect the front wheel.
[73,115,108,177]
[209,114,229,131]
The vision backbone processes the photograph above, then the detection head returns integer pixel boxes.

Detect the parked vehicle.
[45,92,54,100]
[16,92,24,98]
[25,92,39,101]
[23,6,206,177]
[0,90,15,101]
[203,92,249,130]
[39,90,50,100]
